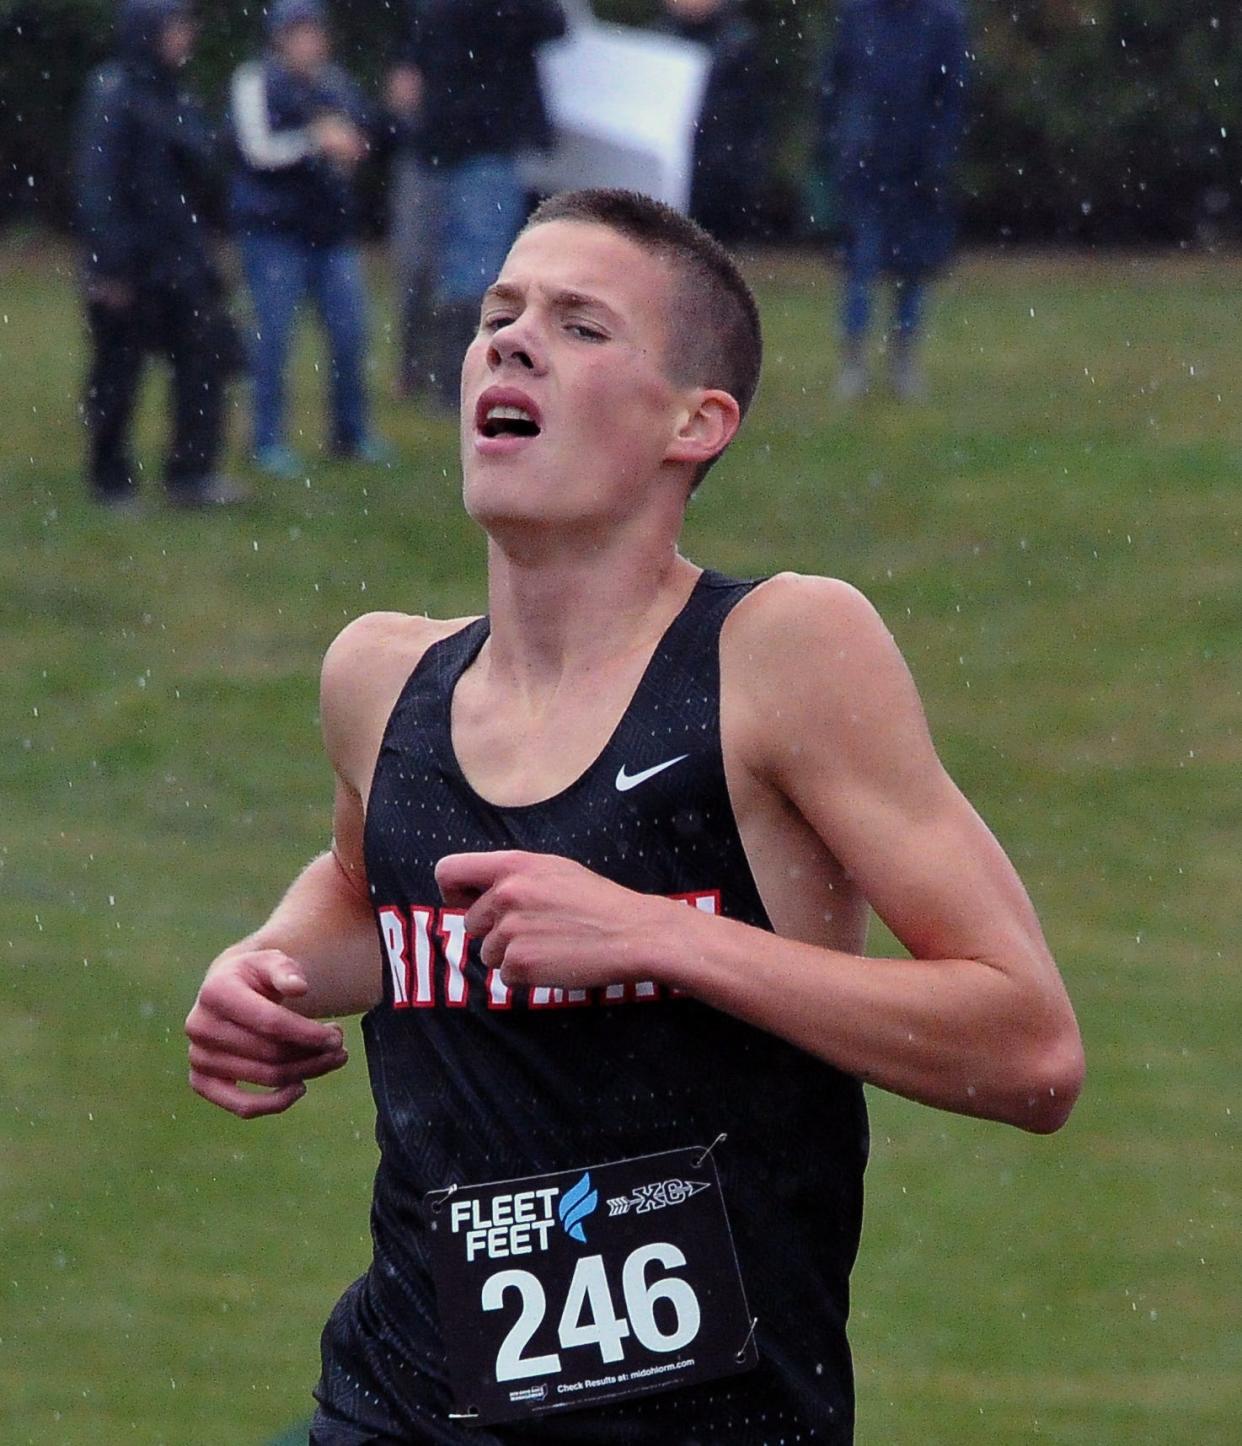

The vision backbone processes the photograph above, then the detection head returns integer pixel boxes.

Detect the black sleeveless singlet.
[313,571,868,1445]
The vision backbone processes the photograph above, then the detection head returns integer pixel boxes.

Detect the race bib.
[424,1146,758,1426]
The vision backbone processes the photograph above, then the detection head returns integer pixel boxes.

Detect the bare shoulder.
[322,609,476,689]
[722,572,927,780]
[723,571,898,678]
[321,609,480,789]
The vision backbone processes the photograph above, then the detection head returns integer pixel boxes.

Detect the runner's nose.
[488,319,543,374]
[492,342,535,371]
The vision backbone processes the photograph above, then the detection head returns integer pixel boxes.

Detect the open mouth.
[479,404,541,440]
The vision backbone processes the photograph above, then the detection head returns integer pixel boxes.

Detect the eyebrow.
[481,282,523,307]
[481,283,623,324]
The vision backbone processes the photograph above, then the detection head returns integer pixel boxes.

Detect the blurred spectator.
[816,0,967,401]
[230,0,403,478]
[391,0,567,408]
[73,0,244,510]
[656,0,768,242]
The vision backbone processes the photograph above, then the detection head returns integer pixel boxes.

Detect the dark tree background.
[1,0,1238,244]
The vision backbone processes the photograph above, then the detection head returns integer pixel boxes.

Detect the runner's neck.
[480,543,700,696]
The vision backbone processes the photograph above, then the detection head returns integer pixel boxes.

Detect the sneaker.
[835,363,869,402]
[889,351,927,403]
[166,475,248,509]
[252,444,306,480]
[834,340,869,402]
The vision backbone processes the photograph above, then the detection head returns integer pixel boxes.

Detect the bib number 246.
[425,1148,757,1424]
[487,1241,700,1381]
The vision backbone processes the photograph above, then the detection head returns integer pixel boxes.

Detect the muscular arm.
[185,614,432,1117]
[203,809,380,1021]
[440,575,1084,1134]
[185,781,380,1119]
[184,834,375,1119]
[676,575,1084,1130]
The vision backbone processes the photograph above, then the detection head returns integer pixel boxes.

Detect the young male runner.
[186,189,1084,1444]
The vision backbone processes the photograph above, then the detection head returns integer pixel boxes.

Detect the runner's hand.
[436,850,683,991]
[185,949,349,1118]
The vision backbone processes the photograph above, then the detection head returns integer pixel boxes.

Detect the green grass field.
[1,237,1238,1444]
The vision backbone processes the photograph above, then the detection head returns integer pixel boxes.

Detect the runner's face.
[460,221,695,531]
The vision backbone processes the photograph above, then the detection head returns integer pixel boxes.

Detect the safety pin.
[735,1315,759,1362]
[426,1181,459,1215]
[693,1132,727,1169]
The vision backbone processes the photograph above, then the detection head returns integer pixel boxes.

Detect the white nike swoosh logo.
[615,754,689,792]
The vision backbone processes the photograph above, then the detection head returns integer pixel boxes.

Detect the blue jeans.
[238,233,370,453]
[431,154,527,307]
[842,214,926,343]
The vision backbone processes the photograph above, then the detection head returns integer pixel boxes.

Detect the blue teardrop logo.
[557,1172,599,1243]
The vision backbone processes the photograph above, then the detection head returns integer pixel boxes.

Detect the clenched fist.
[186,948,350,1119]
[435,850,692,993]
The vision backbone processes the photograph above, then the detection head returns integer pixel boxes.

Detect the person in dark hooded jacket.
[816,0,968,400]
[73,0,243,508]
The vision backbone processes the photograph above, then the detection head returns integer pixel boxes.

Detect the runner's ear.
[663,390,739,469]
